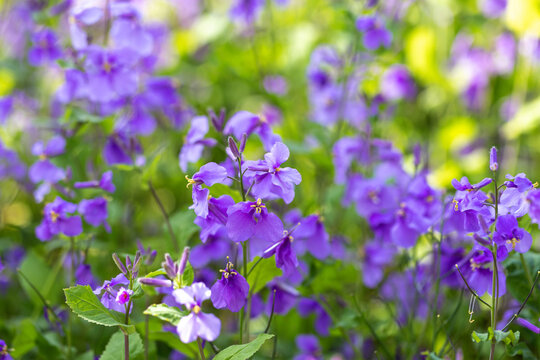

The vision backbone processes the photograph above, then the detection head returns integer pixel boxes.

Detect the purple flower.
[289,213,331,260]
[266,281,298,315]
[380,65,416,101]
[173,282,221,343]
[229,0,265,25]
[0,140,25,181]
[29,136,66,184]
[493,33,515,75]
[263,75,288,96]
[0,97,13,124]
[461,247,506,296]
[93,273,131,313]
[263,230,299,276]
[78,197,110,231]
[226,198,284,248]
[0,339,13,360]
[115,287,133,305]
[195,195,235,242]
[74,171,115,193]
[179,116,217,172]
[479,0,506,18]
[210,259,249,312]
[83,47,138,103]
[362,241,396,288]
[190,229,231,268]
[103,130,143,166]
[493,214,532,254]
[246,142,302,204]
[36,197,83,241]
[55,69,88,104]
[297,298,332,336]
[332,136,369,184]
[355,16,392,50]
[187,163,229,218]
[294,334,322,360]
[223,111,281,151]
[75,263,98,288]
[28,28,62,66]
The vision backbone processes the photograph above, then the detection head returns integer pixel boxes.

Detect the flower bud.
[139,277,173,287]
[490,146,498,171]
[146,250,157,265]
[125,255,132,271]
[228,137,241,159]
[112,253,127,275]
[239,133,247,153]
[163,253,176,279]
[178,247,190,276]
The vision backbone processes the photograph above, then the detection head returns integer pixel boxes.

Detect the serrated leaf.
[64,285,133,332]
[213,333,274,360]
[247,256,282,294]
[131,281,144,299]
[143,304,188,326]
[100,331,144,360]
[471,331,489,343]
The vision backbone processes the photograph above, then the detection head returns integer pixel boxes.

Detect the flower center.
[452,199,459,211]
[469,258,480,271]
[426,195,433,203]
[506,237,519,250]
[250,198,266,214]
[185,175,198,188]
[219,259,236,279]
[50,210,60,223]
[39,154,47,160]
[193,305,201,314]
[368,190,379,204]
[103,61,112,73]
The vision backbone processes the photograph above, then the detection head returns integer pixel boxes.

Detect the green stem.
[147,179,179,252]
[490,176,500,360]
[197,338,206,360]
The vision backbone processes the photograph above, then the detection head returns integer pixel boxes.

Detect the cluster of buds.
[112,251,142,280]
[139,247,190,289]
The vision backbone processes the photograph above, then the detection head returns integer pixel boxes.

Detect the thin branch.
[454,265,492,309]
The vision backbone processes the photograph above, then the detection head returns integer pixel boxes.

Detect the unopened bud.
[139,277,173,287]
[228,137,241,159]
[112,253,127,275]
[239,133,247,153]
[178,247,191,276]
[490,146,498,171]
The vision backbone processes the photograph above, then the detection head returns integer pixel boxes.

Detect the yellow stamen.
[50,210,59,223]
[250,198,266,214]
[469,258,480,271]
[506,237,519,250]
[185,175,197,188]
[39,154,47,160]
[103,61,112,73]
[192,305,201,314]
[426,195,433,203]
[452,199,459,211]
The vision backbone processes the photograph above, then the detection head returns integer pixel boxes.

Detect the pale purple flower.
[78,197,110,231]
[93,273,132,313]
[173,282,221,343]
[179,116,217,172]
[380,65,416,101]
[245,142,302,204]
[355,16,392,50]
[187,163,229,218]
[29,136,66,184]
[28,28,62,66]
[36,197,83,241]
[74,171,115,192]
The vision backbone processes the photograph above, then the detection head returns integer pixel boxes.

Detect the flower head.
[187,162,229,218]
[210,259,249,312]
[115,287,133,305]
[179,116,217,172]
[36,197,83,241]
[173,282,221,343]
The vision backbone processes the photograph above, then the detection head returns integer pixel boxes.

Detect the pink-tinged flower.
[179,116,217,172]
[226,198,284,246]
[210,259,249,312]
[173,282,221,343]
[35,197,83,241]
[93,273,132,313]
[245,142,302,204]
[115,287,133,305]
[186,163,229,218]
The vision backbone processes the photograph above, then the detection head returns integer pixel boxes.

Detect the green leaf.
[100,331,144,360]
[213,333,275,360]
[471,331,489,343]
[471,328,519,346]
[181,262,194,287]
[506,342,537,360]
[143,304,188,326]
[64,285,134,332]
[147,331,199,358]
[247,256,282,294]
[143,268,168,278]
[131,280,144,300]
[142,149,164,182]
[504,253,540,301]
[209,183,243,202]
[11,319,37,357]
